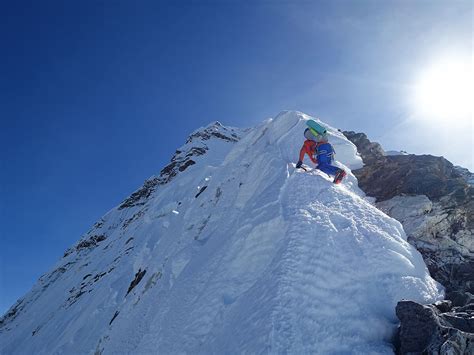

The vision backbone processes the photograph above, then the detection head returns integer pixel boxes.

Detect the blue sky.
[1,1,472,314]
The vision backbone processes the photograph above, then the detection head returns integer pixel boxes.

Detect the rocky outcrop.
[343,131,470,203]
[343,131,385,165]
[396,300,474,354]
[377,194,474,302]
[119,122,242,209]
[126,268,146,296]
[63,234,107,257]
[343,131,474,354]
[185,121,240,143]
[455,166,474,185]
[118,149,204,210]
[343,130,474,302]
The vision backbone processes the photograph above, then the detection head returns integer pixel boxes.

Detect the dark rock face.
[343,131,474,354]
[396,300,474,354]
[63,234,107,257]
[377,192,474,302]
[0,300,24,330]
[119,122,241,210]
[76,234,107,251]
[343,131,385,165]
[378,155,466,201]
[118,152,201,210]
[59,122,244,261]
[185,121,240,144]
[425,251,474,306]
[343,130,474,300]
[343,131,470,203]
[126,268,146,296]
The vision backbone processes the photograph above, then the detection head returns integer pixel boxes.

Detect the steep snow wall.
[0,111,442,354]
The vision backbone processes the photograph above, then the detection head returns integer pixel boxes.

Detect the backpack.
[304,128,328,142]
[316,143,335,164]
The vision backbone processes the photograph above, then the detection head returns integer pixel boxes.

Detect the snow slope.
[0,111,443,354]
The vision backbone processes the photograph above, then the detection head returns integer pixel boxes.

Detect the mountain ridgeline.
[1,111,470,354]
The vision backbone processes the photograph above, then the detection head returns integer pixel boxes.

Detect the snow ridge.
[0,111,442,354]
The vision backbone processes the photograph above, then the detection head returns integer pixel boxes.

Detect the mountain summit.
[0,111,442,354]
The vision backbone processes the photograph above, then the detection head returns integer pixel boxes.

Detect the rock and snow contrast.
[344,130,474,353]
[385,150,409,156]
[344,131,473,302]
[1,111,444,354]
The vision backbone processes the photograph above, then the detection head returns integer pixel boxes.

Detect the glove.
[296,160,303,169]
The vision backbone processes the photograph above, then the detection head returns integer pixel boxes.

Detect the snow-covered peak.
[116,121,245,210]
[185,120,242,145]
[63,121,246,257]
[0,111,442,354]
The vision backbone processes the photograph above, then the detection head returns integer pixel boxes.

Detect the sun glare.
[413,55,473,122]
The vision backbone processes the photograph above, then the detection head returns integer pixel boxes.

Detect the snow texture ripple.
[0,111,443,354]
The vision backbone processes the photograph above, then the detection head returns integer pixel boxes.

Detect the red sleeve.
[299,144,306,162]
[299,141,318,164]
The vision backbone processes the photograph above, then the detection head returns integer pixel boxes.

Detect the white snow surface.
[385,150,409,156]
[0,111,443,354]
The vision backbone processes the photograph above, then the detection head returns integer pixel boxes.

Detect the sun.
[412,55,473,122]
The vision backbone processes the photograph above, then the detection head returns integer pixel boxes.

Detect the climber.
[296,128,346,184]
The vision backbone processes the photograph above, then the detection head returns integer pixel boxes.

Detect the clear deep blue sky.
[1,1,472,314]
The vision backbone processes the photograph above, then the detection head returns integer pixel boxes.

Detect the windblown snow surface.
[0,111,443,354]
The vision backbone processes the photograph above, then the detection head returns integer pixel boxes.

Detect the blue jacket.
[316,143,334,165]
